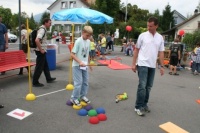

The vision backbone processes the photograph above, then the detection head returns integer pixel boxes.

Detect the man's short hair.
[42,18,51,25]
[148,17,159,26]
[83,26,93,35]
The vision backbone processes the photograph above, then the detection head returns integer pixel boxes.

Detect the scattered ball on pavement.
[89,116,99,124]
[66,100,73,106]
[88,109,97,116]
[77,109,88,116]
[90,61,95,65]
[96,107,106,114]
[73,105,82,110]
[80,101,87,106]
[84,105,93,111]
[97,114,107,121]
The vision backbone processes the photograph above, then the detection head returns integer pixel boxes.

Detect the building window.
[198,22,200,29]
[69,1,76,8]
[75,25,81,33]
[65,25,71,33]
[174,17,178,25]
[61,2,68,9]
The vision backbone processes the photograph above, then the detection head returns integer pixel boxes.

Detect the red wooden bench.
[0,50,35,72]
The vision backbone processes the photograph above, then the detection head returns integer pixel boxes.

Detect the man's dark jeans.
[0,44,6,74]
[135,66,155,109]
[32,51,51,84]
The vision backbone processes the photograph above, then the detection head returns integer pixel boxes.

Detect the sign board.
[7,108,32,120]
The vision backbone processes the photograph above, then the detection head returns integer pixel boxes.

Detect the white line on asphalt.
[36,89,66,98]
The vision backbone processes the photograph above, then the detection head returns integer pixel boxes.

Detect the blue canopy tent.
[51,7,113,24]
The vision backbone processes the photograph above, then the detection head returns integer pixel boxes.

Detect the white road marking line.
[36,89,66,98]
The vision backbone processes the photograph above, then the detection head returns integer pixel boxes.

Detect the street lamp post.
[18,0,21,50]
[125,0,128,24]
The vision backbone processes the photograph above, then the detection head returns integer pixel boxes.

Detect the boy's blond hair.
[83,26,93,35]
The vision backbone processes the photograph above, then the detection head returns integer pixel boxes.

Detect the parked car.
[8,32,17,43]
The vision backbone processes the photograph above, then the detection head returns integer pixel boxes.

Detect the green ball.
[88,109,97,116]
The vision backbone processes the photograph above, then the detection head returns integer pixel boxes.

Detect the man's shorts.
[100,47,106,55]
[170,56,178,66]
[22,44,28,53]
[89,50,96,57]
[0,44,5,52]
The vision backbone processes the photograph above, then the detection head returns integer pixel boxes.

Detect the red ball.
[89,116,99,124]
[97,114,107,121]
[179,30,185,36]
[126,25,132,32]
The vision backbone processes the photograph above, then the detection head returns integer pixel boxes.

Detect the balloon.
[179,30,185,36]
[126,26,132,32]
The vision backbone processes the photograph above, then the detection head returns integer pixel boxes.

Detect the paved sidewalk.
[0,46,199,133]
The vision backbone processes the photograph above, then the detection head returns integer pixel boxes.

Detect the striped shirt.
[196,48,200,63]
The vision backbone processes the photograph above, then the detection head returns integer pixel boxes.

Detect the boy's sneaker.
[81,96,91,104]
[144,106,151,113]
[134,108,145,116]
[70,99,81,106]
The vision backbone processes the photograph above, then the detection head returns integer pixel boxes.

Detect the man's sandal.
[174,73,179,75]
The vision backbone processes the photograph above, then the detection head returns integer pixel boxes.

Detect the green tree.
[89,0,120,38]
[120,4,149,39]
[11,13,19,30]
[29,13,37,29]
[182,30,200,50]
[0,6,12,29]
[40,11,50,25]
[161,4,174,31]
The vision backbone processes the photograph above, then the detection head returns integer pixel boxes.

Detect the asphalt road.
[0,44,199,133]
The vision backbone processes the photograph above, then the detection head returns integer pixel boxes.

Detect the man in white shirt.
[132,17,165,116]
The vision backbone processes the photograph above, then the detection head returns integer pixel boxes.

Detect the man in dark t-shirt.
[169,38,180,75]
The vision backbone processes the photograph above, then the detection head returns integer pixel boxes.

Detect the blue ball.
[78,109,88,116]
[96,107,105,114]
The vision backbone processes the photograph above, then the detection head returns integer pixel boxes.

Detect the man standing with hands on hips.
[132,17,165,116]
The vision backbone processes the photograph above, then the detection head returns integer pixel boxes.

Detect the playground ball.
[97,114,107,121]
[89,116,99,124]
[88,109,97,116]
[73,105,82,110]
[80,101,87,106]
[66,84,74,90]
[66,100,73,106]
[77,109,88,116]
[84,105,93,111]
[96,107,106,114]
[90,61,95,65]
